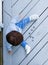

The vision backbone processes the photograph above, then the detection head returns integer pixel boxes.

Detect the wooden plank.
[26,16,48,46]
[28,42,48,65]
[21,0,48,18]
[3,0,11,16]
[42,59,48,65]
[12,0,19,7]
[12,0,39,16]
[44,61,48,65]
[22,0,48,34]
[0,32,2,47]
[24,8,48,40]
[0,47,2,65]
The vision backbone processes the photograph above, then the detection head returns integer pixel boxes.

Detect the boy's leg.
[16,14,39,29]
[21,40,31,54]
[21,40,27,48]
[16,17,30,29]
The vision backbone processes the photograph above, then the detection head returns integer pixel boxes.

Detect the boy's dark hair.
[6,31,23,46]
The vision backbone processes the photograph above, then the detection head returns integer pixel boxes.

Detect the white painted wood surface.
[0,0,2,23]
[0,0,2,31]
[3,0,48,65]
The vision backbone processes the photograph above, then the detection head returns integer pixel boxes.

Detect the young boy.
[5,14,39,54]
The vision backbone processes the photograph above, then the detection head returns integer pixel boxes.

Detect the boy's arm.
[11,15,22,23]
[6,41,12,54]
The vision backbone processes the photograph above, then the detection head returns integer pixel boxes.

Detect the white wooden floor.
[3,0,48,65]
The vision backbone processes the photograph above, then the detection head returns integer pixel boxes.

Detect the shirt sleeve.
[6,41,12,51]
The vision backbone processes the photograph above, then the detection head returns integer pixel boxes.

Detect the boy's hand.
[8,50,13,54]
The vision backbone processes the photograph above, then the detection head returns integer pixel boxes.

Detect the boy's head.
[6,31,23,46]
